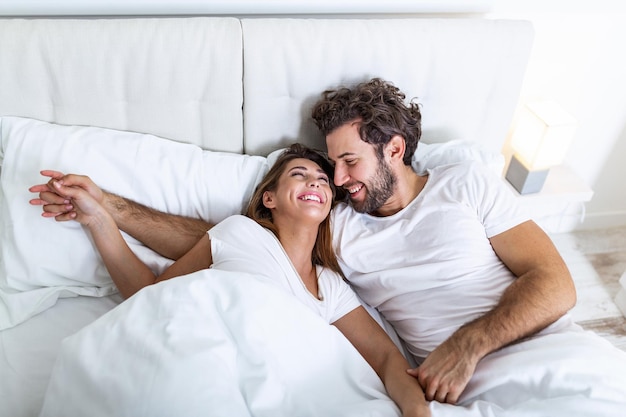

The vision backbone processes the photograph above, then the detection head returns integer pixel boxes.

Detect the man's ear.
[386,135,407,164]
[263,190,276,209]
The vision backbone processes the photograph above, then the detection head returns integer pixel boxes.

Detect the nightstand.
[503,164,594,234]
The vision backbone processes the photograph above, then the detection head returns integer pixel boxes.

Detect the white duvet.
[433,328,626,416]
[39,269,626,417]
[38,269,400,417]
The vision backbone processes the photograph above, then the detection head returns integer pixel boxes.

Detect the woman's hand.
[29,170,105,222]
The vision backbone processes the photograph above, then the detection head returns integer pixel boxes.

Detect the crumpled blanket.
[39,268,626,416]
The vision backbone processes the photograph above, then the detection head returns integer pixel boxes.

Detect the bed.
[1,16,625,417]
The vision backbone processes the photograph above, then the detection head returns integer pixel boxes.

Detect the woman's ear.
[262,190,276,209]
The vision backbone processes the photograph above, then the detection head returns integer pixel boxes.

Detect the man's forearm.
[453,266,576,360]
[468,220,578,355]
[103,192,212,260]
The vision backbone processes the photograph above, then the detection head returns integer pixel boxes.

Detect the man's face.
[326,121,396,214]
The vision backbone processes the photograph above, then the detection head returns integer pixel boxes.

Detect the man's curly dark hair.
[311,78,422,166]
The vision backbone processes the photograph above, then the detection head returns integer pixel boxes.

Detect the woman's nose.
[308,179,320,188]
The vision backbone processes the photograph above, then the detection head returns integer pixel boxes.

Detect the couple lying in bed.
[30,78,625,415]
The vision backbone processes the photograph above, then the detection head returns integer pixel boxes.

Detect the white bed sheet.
[0,294,122,417]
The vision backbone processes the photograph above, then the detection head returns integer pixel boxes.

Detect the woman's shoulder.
[210,215,261,237]
[318,267,351,290]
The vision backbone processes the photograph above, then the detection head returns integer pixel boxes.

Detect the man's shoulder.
[331,201,353,219]
[429,160,482,174]
[428,161,499,188]
[330,202,359,230]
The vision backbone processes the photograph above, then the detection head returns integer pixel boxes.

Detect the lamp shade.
[510,100,577,170]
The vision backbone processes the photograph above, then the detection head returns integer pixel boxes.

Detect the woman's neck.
[274,220,319,296]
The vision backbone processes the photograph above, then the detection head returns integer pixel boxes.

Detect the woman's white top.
[208,215,360,324]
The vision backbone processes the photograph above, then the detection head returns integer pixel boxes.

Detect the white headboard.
[0,18,245,152]
[241,18,533,155]
[0,17,533,156]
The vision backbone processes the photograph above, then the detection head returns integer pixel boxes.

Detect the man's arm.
[29,171,212,260]
[101,192,212,260]
[409,220,576,404]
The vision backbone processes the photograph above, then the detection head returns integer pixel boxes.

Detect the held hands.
[29,170,106,227]
[406,337,478,405]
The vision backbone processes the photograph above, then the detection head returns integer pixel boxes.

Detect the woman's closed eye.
[291,171,305,178]
[288,165,330,185]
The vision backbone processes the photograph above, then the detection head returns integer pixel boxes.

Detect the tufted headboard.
[0,17,533,157]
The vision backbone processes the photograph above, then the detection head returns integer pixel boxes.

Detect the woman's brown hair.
[246,143,343,276]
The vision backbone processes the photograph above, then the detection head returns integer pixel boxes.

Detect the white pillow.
[0,116,268,329]
[412,140,505,176]
[268,140,504,176]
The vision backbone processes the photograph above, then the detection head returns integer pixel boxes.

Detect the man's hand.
[29,170,104,221]
[406,336,478,404]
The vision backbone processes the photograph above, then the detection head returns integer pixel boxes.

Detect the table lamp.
[505,100,577,194]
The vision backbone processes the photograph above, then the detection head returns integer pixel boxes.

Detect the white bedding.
[0,294,122,417]
[39,270,400,417]
[2,16,623,417]
[0,116,267,330]
[37,269,626,417]
[0,116,506,417]
[432,328,626,416]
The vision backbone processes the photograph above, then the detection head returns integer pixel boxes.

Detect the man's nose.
[334,165,348,187]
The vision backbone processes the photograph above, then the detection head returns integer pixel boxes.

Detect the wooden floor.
[550,225,626,352]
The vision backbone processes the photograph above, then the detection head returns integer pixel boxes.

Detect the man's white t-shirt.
[209,215,360,324]
[331,161,540,360]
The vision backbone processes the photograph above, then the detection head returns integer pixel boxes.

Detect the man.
[310,78,577,404]
[30,78,578,405]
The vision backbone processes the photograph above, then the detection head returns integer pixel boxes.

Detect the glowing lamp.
[505,100,577,194]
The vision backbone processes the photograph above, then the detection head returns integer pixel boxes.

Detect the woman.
[37,144,430,417]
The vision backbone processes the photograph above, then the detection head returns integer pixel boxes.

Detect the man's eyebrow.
[329,152,356,163]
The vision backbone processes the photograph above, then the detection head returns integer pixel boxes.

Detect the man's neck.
[371,166,427,217]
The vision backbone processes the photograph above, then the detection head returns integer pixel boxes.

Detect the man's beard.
[350,157,396,214]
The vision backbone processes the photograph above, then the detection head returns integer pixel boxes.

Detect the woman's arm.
[29,170,212,260]
[45,178,212,298]
[333,306,430,417]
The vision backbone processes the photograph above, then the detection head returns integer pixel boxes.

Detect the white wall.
[490,0,626,230]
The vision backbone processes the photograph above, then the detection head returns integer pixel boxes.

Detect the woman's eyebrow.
[288,166,328,176]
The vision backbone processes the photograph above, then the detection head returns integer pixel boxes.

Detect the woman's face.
[263,158,333,225]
